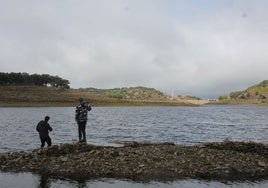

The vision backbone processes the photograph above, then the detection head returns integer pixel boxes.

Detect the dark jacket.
[75,102,92,122]
[36,120,52,138]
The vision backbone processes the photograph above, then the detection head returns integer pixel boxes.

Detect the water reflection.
[1,172,268,188]
[38,175,50,188]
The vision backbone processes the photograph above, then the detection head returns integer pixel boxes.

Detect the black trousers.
[40,136,52,147]
[78,121,87,141]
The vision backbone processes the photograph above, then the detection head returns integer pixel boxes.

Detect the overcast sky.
[1,0,268,99]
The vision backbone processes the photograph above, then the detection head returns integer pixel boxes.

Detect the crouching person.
[36,116,52,147]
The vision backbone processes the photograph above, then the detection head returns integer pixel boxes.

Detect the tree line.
[0,72,70,89]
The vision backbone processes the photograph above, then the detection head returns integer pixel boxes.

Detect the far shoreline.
[0,101,200,107]
[1,102,267,107]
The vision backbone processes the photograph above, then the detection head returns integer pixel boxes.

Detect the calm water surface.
[0,105,268,187]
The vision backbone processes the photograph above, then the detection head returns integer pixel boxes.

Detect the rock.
[60,157,68,162]
[258,160,267,167]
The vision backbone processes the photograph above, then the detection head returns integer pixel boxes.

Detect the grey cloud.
[1,1,268,98]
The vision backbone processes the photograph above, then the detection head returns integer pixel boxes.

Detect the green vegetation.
[228,80,268,100]
[229,91,243,99]
[0,72,70,89]
[218,95,228,100]
[216,80,268,105]
[80,86,168,101]
[185,95,201,100]
[105,90,125,99]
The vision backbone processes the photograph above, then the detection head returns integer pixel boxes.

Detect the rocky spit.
[1,140,268,181]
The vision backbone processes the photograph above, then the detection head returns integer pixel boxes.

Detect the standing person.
[36,116,52,147]
[75,98,92,142]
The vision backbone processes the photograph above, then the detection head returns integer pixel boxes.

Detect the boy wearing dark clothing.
[75,98,92,142]
[36,116,52,147]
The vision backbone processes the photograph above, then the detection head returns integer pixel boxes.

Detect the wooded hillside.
[229,80,268,100]
[218,80,268,105]
[0,72,70,89]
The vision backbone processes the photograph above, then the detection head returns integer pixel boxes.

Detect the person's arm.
[36,123,40,132]
[87,103,92,111]
[48,124,52,131]
[75,107,79,121]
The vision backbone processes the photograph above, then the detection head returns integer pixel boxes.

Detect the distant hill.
[0,85,193,107]
[218,80,268,105]
[79,86,169,101]
[0,72,197,106]
[229,80,268,100]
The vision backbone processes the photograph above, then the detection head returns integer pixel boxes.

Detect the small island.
[1,140,268,181]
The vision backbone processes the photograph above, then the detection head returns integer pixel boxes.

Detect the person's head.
[44,116,50,122]
[79,98,84,103]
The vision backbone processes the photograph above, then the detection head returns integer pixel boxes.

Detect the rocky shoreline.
[1,140,268,181]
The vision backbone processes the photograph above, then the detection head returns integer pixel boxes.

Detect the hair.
[45,116,50,121]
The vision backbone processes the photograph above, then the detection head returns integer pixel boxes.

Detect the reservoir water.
[0,105,268,187]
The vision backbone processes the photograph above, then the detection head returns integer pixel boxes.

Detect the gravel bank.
[1,140,268,181]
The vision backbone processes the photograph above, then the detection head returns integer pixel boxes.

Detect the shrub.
[218,95,228,100]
